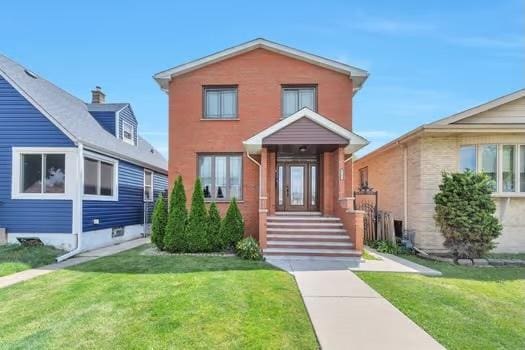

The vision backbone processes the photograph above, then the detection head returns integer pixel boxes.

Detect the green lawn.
[0,244,64,277]
[356,255,525,350]
[0,245,318,349]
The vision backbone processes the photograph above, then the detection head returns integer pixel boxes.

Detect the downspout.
[402,143,408,231]
[246,151,262,197]
[56,143,84,262]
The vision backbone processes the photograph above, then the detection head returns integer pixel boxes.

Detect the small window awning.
[243,108,369,154]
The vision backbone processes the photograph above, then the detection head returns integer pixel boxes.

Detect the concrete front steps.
[264,212,361,258]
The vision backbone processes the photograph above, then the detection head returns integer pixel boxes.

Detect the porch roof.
[243,108,369,154]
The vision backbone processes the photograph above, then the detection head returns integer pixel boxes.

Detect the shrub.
[164,176,188,252]
[207,202,222,251]
[219,198,244,249]
[236,237,263,260]
[185,178,209,252]
[151,195,167,250]
[434,171,502,260]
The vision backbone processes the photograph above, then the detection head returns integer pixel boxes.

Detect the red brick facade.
[168,48,357,238]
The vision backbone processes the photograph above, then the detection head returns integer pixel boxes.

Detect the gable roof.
[355,88,525,163]
[86,103,128,112]
[153,38,369,93]
[0,54,167,173]
[243,107,368,154]
[430,88,525,125]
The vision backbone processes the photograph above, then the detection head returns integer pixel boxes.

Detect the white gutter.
[56,143,85,262]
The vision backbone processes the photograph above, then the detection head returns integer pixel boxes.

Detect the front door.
[276,161,318,211]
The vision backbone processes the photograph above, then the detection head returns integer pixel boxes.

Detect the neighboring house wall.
[0,76,75,235]
[168,48,355,236]
[355,132,525,253]
[88,110,116,135]
[118,105,138,145]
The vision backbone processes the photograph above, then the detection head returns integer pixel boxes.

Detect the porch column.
[322,152,334,216]
[337,146,346,200]
[259,147,268,248]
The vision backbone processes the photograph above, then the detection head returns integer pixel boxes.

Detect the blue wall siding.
[0,76,74,233]
[153,172,168,198]
[118,105,138,145]
[83,159,144,231]
[88,110,116,135]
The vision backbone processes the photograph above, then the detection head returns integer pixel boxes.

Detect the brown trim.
[196,152,243,201]
[202,85,239,120]
[280,84,318,117]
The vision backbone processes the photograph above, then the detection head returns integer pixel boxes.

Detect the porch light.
[299,145,307,152]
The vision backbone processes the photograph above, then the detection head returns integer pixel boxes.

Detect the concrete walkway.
[267,257,444,350]
[0,238,148,289]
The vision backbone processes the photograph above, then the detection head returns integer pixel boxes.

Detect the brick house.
[154,38,369,256]
[354,89,525,253]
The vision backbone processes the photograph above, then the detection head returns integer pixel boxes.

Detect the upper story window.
[144,170,153,202]
[282,86,316,117]
[198,154,242,201]
[459,144,525,194]
[123,121,135,145]
[203,86,238,119]
[84,153,118,201]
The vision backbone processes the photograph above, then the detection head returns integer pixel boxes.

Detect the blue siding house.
[0,55,168,258]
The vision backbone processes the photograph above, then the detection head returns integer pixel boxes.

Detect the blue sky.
[2,0,524,157]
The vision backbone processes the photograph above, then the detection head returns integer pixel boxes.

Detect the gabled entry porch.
[243,108,368,255]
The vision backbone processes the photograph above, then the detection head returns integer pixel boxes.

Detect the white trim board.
[153,38,369,92]
[243,107,369,154]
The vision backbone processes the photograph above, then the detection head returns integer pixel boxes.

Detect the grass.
[362,249,380,260]
[0,244,64,277]
[356,255,525,350]
[486,252,525,260]
[0,245,318,349]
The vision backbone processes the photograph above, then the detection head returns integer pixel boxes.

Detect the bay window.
[459,144,525,194]
[198,154,242,200]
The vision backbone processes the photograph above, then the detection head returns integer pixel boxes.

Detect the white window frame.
[144,170,154,202]
[83,151,119,201]
[122,120,135,145]
[11,147,77,200]
[459,143,525,197]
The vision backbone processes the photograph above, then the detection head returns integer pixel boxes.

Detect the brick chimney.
[91,86,105,104]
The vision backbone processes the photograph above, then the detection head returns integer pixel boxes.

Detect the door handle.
[285,186,289,197]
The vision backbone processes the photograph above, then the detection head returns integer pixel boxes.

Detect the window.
[521,145,525,192]
[459,145,476,172]
[20,153,65,194]
[123,121,135,145]
[502,145,515,192]
[203,86,237,119]
[359,167,368,188]
[198,154,242,200]
[480,144,498,191]
[282,86,316,117]
[83,155,117,200]
[144,170,153,202]
[459,144,525,194]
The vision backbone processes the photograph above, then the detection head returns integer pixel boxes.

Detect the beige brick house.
[354,89,525,253]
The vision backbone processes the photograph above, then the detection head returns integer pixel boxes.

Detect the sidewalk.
[0,238,148,289]
[267,257,444,350]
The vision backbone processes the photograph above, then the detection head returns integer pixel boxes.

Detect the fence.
[355,200,395,243]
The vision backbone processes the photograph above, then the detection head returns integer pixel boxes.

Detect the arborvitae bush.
[185,178,209,252]
[151,195,167,250]
[207,202,222,251]
[434,171,502,260]
[219,198,244,249]
[164,176,188,252]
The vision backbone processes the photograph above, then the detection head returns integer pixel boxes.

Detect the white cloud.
[356,130,399,139]
[448,35,524,49]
